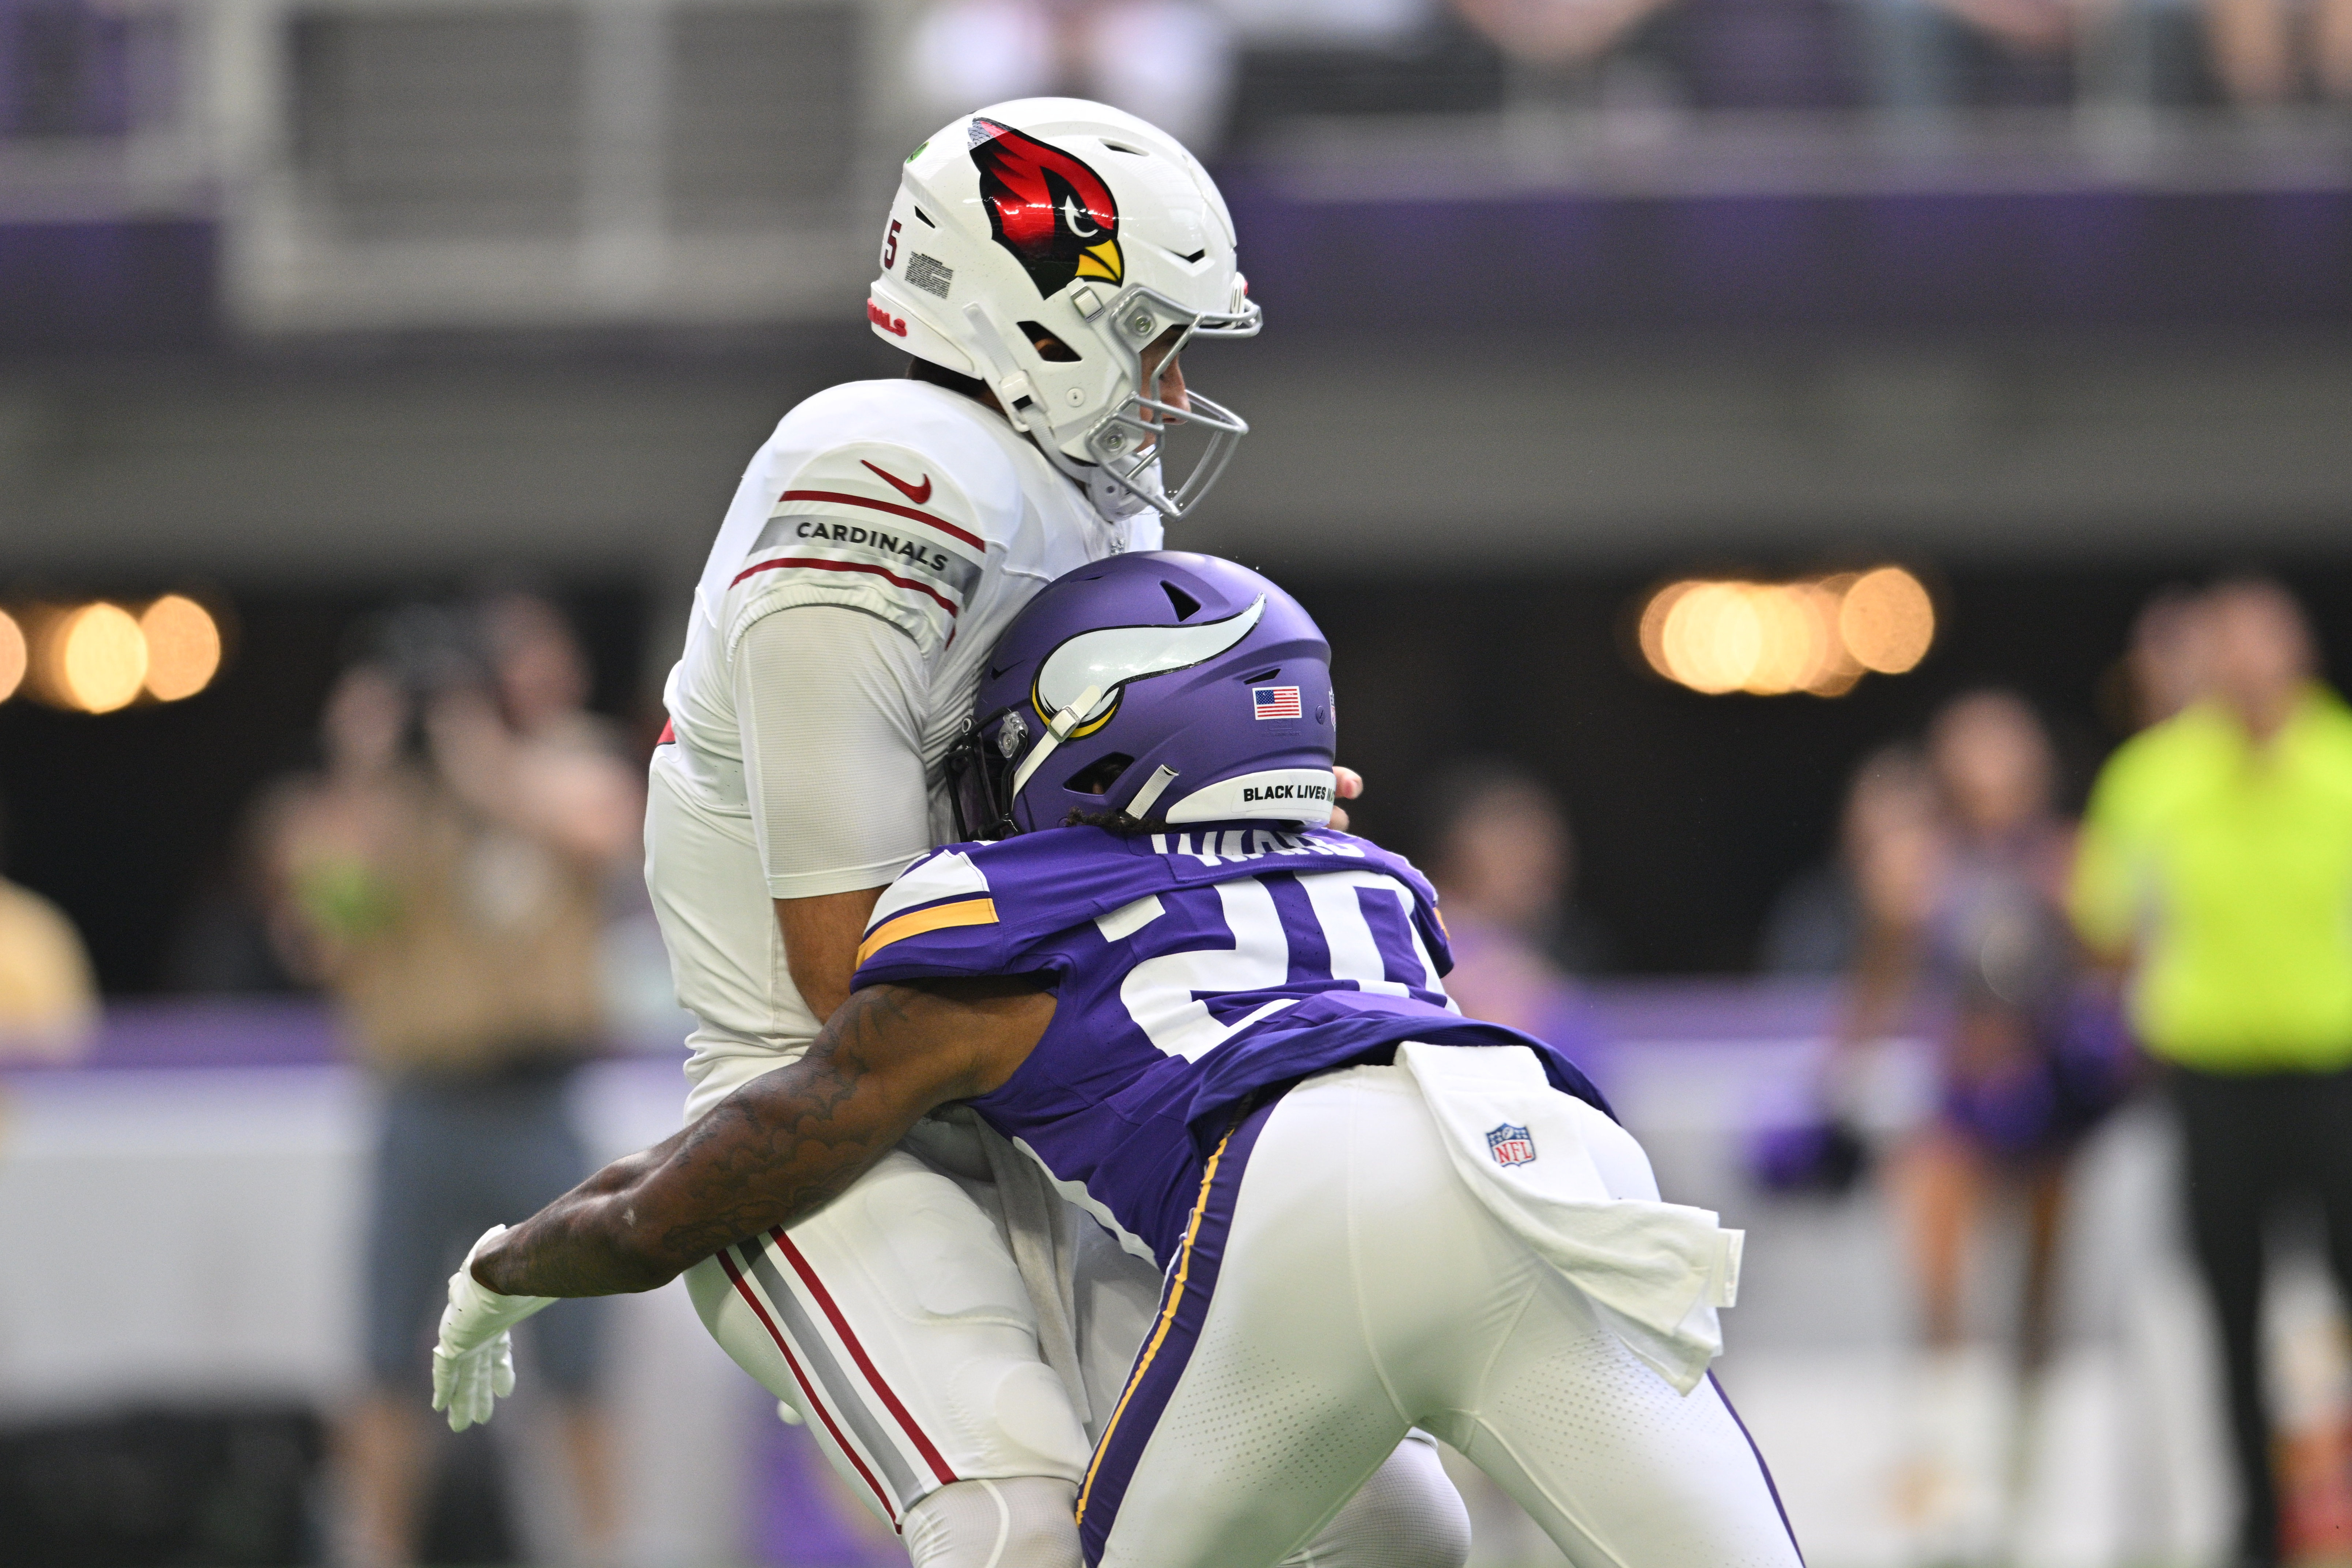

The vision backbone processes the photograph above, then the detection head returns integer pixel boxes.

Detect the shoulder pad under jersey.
[727,382,1027,656]
[851,824,1455,986]
[851,829,1169,984]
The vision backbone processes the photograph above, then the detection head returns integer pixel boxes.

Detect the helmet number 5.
[882,219,901,270]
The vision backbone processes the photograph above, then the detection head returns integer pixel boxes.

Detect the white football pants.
[1075,1063,1804,1568]
[681,1113,1468,1567]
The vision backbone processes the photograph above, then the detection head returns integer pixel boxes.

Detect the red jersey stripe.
[778,488,986,553]
[770,1227,960,1486]
[730,556,960,617]
[717,1246,903,1528]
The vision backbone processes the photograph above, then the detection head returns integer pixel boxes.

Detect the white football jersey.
[650,378,1161,1117]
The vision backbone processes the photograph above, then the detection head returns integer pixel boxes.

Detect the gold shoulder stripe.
[857,897,998,965]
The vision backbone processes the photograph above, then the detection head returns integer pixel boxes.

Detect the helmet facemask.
[945,714,1022,842]
[1074,285,1259,520]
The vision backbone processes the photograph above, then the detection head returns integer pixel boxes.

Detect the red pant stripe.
[769,1226,960,1485]
[718,1243,902,1527]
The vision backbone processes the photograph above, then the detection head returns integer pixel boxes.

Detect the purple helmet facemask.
[946,552,1335,838]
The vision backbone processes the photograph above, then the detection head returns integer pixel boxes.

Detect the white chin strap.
[960,303,1041,435]
[1084,461,1160,523]
[1009,683,1107,803]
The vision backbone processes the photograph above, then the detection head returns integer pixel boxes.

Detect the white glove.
[430,1225,555,1432]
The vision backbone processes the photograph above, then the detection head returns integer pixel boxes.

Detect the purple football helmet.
[946,552,1335,838]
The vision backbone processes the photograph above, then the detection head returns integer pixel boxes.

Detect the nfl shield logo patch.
[1486,1124,1536,1167]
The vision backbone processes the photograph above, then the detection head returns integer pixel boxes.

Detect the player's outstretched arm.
[471,976,1053,1298]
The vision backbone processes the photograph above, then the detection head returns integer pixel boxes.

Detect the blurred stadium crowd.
[10,0,2352,150]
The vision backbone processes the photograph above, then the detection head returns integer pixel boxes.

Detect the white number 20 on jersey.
[1100,871,1454,1061]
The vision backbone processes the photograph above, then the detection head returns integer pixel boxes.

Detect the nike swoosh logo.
[862,460,933,505]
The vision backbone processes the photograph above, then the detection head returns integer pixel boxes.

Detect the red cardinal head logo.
[969,117,1123,299]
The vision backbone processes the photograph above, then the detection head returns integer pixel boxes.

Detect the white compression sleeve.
[903,1477,1082,1568]
[733,604,933,899]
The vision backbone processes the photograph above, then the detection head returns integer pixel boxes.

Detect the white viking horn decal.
[1035,595,1266,723]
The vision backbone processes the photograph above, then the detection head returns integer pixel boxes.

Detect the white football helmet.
[866,97,1261,520]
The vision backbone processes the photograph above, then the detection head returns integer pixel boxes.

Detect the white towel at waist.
[1396,1041,1744,1395]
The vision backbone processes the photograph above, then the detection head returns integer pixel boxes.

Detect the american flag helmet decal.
[1252,685,1302,720]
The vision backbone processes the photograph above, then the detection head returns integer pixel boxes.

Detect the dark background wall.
[0,583,651,995]
[1283,557,2352,973]
[13,558,2348,992]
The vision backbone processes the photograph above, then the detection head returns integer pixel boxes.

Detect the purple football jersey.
[852,823,1609,1267]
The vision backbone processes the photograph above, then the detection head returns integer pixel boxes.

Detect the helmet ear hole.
[1162,582,1201,620]
[1065,753,1135,796]
[1016,321,1083,362]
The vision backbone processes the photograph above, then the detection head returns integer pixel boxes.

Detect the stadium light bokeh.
[2,596,224,712]
[139,595,225,702]
[53,603,150,713]
[1638,567,1933,696]
[0,610,23,703]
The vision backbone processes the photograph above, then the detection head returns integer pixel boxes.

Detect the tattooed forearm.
[646,986,923,1261]
[474,1174,664,1298]
[474,984,983,1299]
